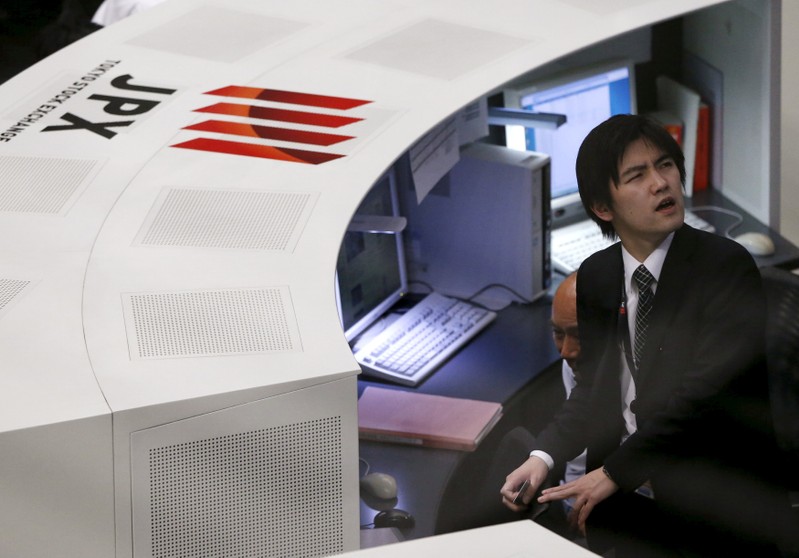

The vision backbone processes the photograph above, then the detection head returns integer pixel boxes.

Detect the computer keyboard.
[353,291,497,386]
[551,210,716,275]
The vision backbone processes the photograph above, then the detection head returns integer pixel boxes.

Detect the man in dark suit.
[500,114,792,556]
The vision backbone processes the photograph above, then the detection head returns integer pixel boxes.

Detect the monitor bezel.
[503,57,638,123]
[335,167,408,343]
[501,58,637,228]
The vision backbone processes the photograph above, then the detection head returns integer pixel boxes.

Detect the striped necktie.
[633,264,655,369]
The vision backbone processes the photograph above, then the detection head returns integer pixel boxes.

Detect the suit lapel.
[636,225,696,383]
[588,245,625,392]
[592,243,624,313]
[584,245,627,456]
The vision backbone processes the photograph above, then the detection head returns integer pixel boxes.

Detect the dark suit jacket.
[535,225,785,544]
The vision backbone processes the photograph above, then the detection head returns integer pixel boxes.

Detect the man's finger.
[578,499,595,531]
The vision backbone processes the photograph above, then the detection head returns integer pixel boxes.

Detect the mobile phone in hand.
[512,479,530,505]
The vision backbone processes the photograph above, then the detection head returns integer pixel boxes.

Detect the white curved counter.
[0,0,723,556]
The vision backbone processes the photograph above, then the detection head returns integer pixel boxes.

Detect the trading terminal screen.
[505,60,636,202]
[336,171,407,342]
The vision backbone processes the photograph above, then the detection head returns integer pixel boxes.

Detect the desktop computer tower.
[402,142,551,307]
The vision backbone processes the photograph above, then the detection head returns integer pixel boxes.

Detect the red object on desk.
[358,387,503,452]
[693,102,711,191]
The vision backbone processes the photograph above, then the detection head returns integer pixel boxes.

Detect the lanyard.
[617,282,638,377]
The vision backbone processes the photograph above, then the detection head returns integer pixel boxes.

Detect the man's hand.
[499,455,550,511]
[538,467,619,532]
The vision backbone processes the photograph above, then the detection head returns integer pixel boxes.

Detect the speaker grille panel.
[125,287,301,359]
[138,189,313,251]
[0,278,30,314]
[0,155,97,213]
[344,19,530,80]
[126,6,306,63]
[148,417,343,558]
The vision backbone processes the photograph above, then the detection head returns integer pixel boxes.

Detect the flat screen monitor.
[336,169,408,342]
[503,59,636,224]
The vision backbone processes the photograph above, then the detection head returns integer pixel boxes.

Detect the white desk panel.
[351,520,598,557]
[1,0,725,429]
[0,251,109,432]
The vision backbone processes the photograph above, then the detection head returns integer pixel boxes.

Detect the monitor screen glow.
[504,60,637,203]
[336,170,407,342]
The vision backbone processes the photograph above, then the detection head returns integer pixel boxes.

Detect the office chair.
[761,266,799,463]
[760,265,799,557]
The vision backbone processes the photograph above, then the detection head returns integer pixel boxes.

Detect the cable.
[689,205,745,239]
[408,280,532,310]
[410,279,537,310]
[464,282,535,307]
[406,280,434,294]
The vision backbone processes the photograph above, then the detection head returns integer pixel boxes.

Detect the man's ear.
[591,203,613,223]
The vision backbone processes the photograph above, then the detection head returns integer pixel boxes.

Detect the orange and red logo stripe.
[172,86,371,164]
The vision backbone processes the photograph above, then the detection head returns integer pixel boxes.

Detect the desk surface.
[688,188,799,270]
[349,520,596,557]
[358,299,561,539]
[357,300,559,402]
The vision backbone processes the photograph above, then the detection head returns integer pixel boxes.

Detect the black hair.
[575,114,686,239]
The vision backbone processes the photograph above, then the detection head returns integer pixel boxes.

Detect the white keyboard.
[551,211,716,275]
[354,292,496,386]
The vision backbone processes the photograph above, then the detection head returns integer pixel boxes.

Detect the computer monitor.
[336,168,408,342]
[503,59,637,226]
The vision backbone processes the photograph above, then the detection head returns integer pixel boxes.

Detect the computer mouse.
[373,508,415,529]
[359,472,398,501]
[732,232,776,257]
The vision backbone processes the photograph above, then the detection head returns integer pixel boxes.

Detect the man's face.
[592,138,684,255]
[552,277,580,372]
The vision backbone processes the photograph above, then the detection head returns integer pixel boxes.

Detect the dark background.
[0,0,103,84]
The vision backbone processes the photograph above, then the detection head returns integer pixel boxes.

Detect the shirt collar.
[621,232,674,290]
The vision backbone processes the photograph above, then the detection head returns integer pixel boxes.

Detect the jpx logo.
[171,86,372,165]
[42,74,176,139]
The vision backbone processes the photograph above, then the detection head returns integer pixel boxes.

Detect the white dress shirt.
[530,232,675,472]
[619,232,673,440]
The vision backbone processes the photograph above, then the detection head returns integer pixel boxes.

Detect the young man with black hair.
[500,114,792,556]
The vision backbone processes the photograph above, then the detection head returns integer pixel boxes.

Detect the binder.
[656,76,701,197]
[646,110,684,146]
[357,386,503,451]
[693,102,711,191]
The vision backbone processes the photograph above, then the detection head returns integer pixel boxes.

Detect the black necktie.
[633,264,655,369]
